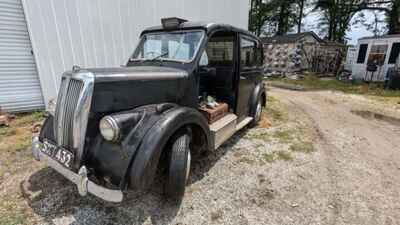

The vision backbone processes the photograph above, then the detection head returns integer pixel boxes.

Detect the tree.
[314,0,363,43]
[249,0,271,36]
[249,0,299,36]
[295,0,307,33]
[355,11,387,36]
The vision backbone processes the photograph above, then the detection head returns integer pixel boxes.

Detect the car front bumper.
[31,136,123,203]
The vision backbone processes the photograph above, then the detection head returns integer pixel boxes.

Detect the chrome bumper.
[32,136,123,202]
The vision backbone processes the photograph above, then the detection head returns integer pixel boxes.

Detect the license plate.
[41,140,74,168]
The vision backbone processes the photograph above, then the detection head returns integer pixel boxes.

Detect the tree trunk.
[297,0,305,33]
[388,0,400,34]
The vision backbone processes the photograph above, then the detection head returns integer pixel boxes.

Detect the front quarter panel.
[128,106,210,190]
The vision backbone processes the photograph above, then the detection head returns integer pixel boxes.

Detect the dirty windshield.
[131,30,204,62]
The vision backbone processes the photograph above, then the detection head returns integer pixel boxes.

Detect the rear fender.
[249,83,266,117]
[128,107,210,190]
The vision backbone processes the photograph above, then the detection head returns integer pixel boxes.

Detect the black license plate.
[41,140,74,168]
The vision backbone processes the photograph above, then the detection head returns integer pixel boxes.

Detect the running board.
[209,115,254,150]
[210,113,237,150]
[236,117,253,131]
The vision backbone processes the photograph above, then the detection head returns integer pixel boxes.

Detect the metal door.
[0,0,44,112]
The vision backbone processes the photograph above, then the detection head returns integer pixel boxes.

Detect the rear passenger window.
[240,37,257,68]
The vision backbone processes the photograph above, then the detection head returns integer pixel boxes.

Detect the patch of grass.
[245,132,271,141]
[0,197,29,225]
[237,157,256,165]
[14,111,44,126]
[272,130,292,143]
[269,74,400,99]
[264,95,288,124]
[262,150,293,163]
[276,150,293,161]
[0,215,26,225]
[262,152,276,163]
[0,127,16,138]
[290,141,315,153]
[0,111,44,153]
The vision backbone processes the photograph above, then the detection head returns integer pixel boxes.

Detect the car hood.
[86,66,188,83]
[83,66,190,113]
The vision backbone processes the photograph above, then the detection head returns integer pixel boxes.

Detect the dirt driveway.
[2,87,400,225]
[271,88,400,225]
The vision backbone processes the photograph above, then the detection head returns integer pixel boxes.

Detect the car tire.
[250,97,263,127]
[165,132,191,201]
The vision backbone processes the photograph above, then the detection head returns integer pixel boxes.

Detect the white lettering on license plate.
[42,140,74,168]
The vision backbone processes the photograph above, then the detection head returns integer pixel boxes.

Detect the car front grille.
[52,71,95,169]
[54,78,84,148]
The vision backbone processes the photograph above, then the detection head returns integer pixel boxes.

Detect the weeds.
[276,150,293,161]
[262,150,293,163]
[272,130,292,143]
[290,142,315,153]
[264,96,288,124]
[268,74,400,98]
[262,152,275,163]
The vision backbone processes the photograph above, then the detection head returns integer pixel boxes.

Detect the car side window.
[240,37,257,69]
[199,51,209,66]
[206,36,234,66]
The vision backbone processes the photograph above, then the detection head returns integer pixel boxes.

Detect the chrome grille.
[54,78,84,148]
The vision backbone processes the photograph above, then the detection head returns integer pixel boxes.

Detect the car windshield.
[131,30,204,62]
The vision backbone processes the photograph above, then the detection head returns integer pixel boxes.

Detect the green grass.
[0,111,44,152]
[265,95,288,123]
[268,74,400,98]
[262,152,276,163]
[13,111,44,126]
[272,130,292,143]
[0,215,27,225]
[262,150,293,163]
[276,150,293,161]
[290,141,315,153]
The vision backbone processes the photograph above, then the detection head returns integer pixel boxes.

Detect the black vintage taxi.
[32,18,266,202]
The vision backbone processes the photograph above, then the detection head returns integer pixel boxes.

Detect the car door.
[235,35,260,121]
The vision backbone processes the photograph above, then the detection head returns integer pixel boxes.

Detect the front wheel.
[164,132,191,200]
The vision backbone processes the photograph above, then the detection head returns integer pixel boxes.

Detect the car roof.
[141,21,261,42]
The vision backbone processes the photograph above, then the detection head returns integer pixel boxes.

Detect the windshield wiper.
[144,52,169,62]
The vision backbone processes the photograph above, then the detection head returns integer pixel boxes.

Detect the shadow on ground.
[21,130,248,225]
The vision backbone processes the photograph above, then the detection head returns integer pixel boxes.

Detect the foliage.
[249,0,398,42]
[249,0,307,36]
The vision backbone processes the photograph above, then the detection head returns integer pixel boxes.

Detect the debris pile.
[0,107,15,127]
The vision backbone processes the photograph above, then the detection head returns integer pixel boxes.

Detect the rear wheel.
[165,132,191,200]
[250,98,263,127]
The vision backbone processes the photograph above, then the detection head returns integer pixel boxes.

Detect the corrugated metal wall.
[0,0,44,112]
[21,0,249,108]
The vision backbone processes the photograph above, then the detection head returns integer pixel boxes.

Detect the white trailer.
[351,34,400,81]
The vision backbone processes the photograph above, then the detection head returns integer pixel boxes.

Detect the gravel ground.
[2,87,400,225]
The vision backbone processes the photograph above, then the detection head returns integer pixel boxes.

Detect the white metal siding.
[21,0,249,108]
[0,0,44,112]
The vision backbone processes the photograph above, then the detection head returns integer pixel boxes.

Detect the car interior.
[198,30,237,114]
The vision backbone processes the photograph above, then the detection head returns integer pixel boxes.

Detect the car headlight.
[99,116,120,142]
[47,98,57,116]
